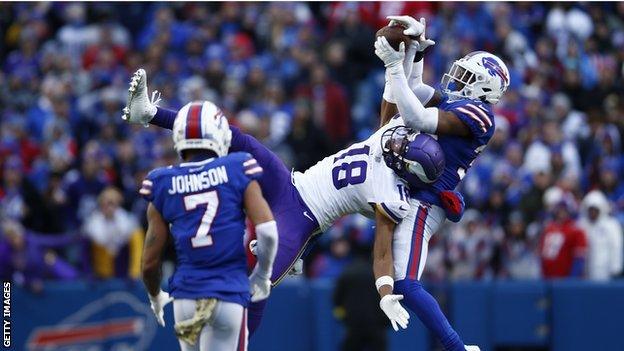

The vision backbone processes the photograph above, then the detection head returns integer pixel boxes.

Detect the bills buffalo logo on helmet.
[481,56,509,86]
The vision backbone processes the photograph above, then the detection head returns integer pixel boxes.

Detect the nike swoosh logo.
[303,211,313,221]
[399,205,408,211]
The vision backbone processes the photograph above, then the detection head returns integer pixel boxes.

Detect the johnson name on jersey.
[410,95,495,207]
[139,152,262,305]
[293,117,411,231]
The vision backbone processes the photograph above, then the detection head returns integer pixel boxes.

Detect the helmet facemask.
[441,61,489,102]
[381,126,415,179]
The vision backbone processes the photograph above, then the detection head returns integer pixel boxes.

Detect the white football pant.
[174,299,247,351]
[393,198,446,281]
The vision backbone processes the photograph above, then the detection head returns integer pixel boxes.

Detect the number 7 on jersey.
[184,191,219,248]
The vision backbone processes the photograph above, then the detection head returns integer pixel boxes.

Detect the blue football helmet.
[381,126,445,187]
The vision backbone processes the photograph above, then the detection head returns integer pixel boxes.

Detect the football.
[376,24,412,51]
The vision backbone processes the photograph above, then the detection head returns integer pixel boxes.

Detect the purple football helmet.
[381,126,446,187]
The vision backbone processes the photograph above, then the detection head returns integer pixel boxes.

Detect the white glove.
[379,294,410,331]
[148,290,173,327]
[249,269,271,302]
[387,15,424,37]
[414,17,435,53]
[375,37,405,69]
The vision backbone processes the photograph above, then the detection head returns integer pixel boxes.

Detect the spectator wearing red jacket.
[539,188,587,278]
[296,64,351,149]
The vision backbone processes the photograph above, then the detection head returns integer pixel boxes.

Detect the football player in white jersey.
[122,68,447,334]
[371,15,511,351]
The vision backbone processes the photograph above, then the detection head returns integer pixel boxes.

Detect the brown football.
[375,25,411,51]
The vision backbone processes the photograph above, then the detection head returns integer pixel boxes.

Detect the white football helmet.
[441,51,510,104]
[172,101,232,157]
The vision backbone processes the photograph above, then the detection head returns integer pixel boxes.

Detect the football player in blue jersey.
[140,101,278,351]
[373,15,510,351]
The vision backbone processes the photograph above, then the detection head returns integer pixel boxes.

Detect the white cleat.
[122,68,159,126]
[288,258,304,276]
[465,346,481,351]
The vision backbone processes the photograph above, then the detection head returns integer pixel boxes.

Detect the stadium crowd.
[1,2,623,290]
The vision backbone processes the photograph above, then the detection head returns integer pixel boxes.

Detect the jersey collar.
[180,157,216,167]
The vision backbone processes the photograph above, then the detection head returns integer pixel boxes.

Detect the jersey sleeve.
[449,101,494,138]
[139,170,157,202]
[376,200,410,224]
[229,152,264,194]
[241,153,264,181]
[371,163,411,224]
[139,168,166,213]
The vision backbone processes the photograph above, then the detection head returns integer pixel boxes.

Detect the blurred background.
[1,2,624,351]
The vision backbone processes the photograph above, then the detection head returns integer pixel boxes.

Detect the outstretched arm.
[376,37,470,137]
[380,16,439,128]
[373,209,410,331]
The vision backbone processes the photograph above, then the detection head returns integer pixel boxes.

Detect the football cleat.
[249,239,258,255]
[122,68,159,126]
[288,258,304,276]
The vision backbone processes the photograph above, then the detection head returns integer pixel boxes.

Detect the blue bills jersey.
[140,152,263,306]
[411,95,495,206]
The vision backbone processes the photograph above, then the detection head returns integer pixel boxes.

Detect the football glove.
[387,15,425,38]
[414,17,435,53]
[148,290,173,327]
[375,37,405,70]
[440,190,465,223]
[379,294,410,331]
[249,268,272,302]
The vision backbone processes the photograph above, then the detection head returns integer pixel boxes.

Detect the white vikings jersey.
[293,118,411,231]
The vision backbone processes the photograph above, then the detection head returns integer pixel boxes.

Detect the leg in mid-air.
[392,200,468,351]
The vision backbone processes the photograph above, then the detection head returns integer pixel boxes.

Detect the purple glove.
[439,190,465,223]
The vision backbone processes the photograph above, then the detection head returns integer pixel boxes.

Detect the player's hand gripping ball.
[375,24,412,51]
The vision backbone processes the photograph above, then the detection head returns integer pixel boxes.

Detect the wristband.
[375,275,394,291]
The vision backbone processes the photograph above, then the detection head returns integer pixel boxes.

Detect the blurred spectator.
[539,188,587,278]
[296,63,351,149]
[497,211,542,280]
[310,235,353,279]
[284,99,332,171]
[82,187,143,279]
[63,143,110,229]
[446,210,498,280]
[578,190,623,281]
[333,244,388,351]
[0,220,79,291]
[0,156,44,231]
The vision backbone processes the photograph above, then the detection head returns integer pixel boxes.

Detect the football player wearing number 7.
[140,101,278,351]
[373,15,510,351]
